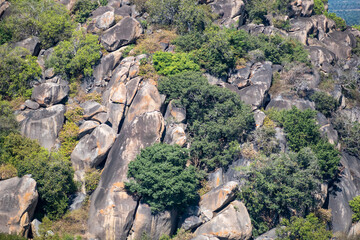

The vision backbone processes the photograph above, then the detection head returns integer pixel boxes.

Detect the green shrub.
[239,148,322,236]
[310,91,338,117]
[59,122,79,159]
[0,45,41,99]
[72,0,98,24]
[158,71,255,170]
[311,140,340,179]
[1,0,73,48]
[0,163,18,180]
[276,213,332,240]
[350,196,360,222]
[0,133,76,220]
[343,122,360,158]
[46,30,101,81]
[252,126,280,156]
[153,52,200,76]
[85,169,101,194]
[126,143,200,212]
[0,233,26,240]
[0,100,18,136]
[245,0,292,24]
[314,0,328,15]
[325,12,347,31]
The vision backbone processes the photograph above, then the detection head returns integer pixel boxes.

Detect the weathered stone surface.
[194,201,252,240]
[92,112,108,124]
[114,5,132,17]
[339,107,360,123]
[31,219,41,237]
[208,169,224,189]
[210,0,245,27]
[19,104,66,150]
[329,152,360,234]
[255,228,278,240]
[307,46,336,68]
[81,101,107,119]
[254,110,266,128]
[164,100,186,124]
[31,82,69,107]
[96,11,115,30]
[290,0,314,17]
[93,48,123,86]
[107,102,125,133]
[128,203,177,240]
[266,95,315,111]
[181,215,202,232]
[191,235,220,240]
[0,176,38,237]
[24,100,40,110]
[163,124,187,147]
[288,17,314,44]
[348,222,360,238]
[100,17,142,52]
[71,124,116,171]
[13,37,41,56]
[78,120,100,139]
[88,111,165,240]
[199,181,239,220]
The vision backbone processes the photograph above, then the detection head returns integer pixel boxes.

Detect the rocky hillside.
[0,0,360,239]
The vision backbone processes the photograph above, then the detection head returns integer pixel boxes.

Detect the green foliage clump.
[349,196,360,222]
[239,148,322,236]
[251,126,280,156]
[71,0,107,24]
[158,71,255,170]
[59,122,79,159]
[1,0,73,48]
[325,12,347,31]
[152,52,200,76]
[85,169,101,194]
[0,101,18,137]
[276,213,332,240]
[145,0,212,34]
[46,31,101,81]
[310,91,338,117]
[174,27,309,77]
[0,233,26,240]
[126,143,200,212]
[0,133,76,220]
[0,45,41,99]
[314,0,328,15]
[311,139,340,179]
[245,0,292,24]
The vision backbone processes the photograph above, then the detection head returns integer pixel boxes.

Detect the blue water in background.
[328,0,360,25]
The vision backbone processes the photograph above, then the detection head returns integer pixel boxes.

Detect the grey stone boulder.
[266,95,315,111]
[91,112,108,124]
[210,0,245,27]
[164,100,186,124]
[78,120,100,139]
[0,176,38,237]
[254,110,266,128]
[80,101,107,120]
[13,37,41,56]
[18,104,66,150]
[24,100,40,110]
[100,17,142,52]
[255,228,278,240]
[31,82,69,107]
[329,152,360,235]
[199,181,239,221]
[194,200,252,240]
[31,219,41,237]
[114,5,132,17]
[208,168,224,189]
[0,0,10,18]
[71,124,116,171]
[288,18,314,45]
[289,0,314,17]
[107,102,125,133]
[88,112,165,240]
[93,48,123,86]
[163,124,187,147]
[128,203,177,240]
[307,46,337,69]
[238,62,272,109]
[348,221,360,238]
[228,64,251,87]
[96,11,115,30]
[339,107,360,123]
[191,235,220,240]
[180,216,202,232]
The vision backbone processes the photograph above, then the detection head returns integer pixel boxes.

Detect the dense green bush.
[239,148,322,236]
[314,0,328,15]
[145,0,211,34]
[85,169,101,194]
[245,0,292,24]
[325,12,347,31]
[349,195,360,222]
[158,71,255,169]
[310,91,338,117]
[174,27,309,77]
[46,30,101,81]
[0,133,76,220]
[311,140,340,179]
[0,233,26,240]
[276,213,332,240]
[251,126,280,156]
[152,52,200,76]
[126,144,200,212]
[72,0,107,23]
[0,45,41,99]
[1,0,73,48]
[0,101,18,136]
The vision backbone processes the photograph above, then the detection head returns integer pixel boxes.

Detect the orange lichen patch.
[110,182,125,192]
[216,177,220,187]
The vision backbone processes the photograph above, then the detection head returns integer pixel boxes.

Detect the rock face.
[0,176,38,237]
[194,201,252,240]
[71,124,116,171]
[210,0,245,27]
[328,153,360,234]
[13,37,41,56]
[88,83,165,240]
[18,104,66,150]
[290,0,314,17]
[100,17,142,52]
[96,11,115,30]
[266,95,315,111]
[31,83,69,107]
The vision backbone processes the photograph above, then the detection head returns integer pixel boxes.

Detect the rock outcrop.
[0,176,38,237]
[31,82,69,107]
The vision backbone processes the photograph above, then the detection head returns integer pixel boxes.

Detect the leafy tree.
[72,0,106,24]
[276,213,332,240]
[126,144,200,212]
[152,52,200,76]
[310,91,338,117]
[0,45,41,99]
[350,195,360,222]
[85,169,101,194]
[0,233,26,240]
[245,0,292,24]
[0,133,76,220]
[158,71,255,169]
[46,30,101,81]
[311,139,340,179]
[314,0,328,15]
[0,101,18,136]
[239,149,322,236]
[1,0,73,48]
